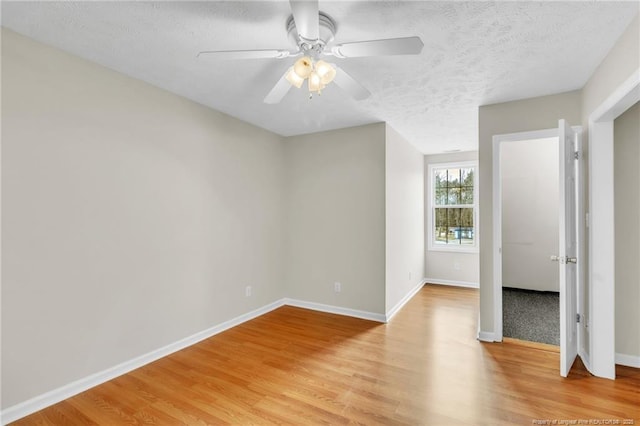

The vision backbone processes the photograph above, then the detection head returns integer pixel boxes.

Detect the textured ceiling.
[1,1,637,154]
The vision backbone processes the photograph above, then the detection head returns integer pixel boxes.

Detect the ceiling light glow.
[315,60,336,85]
[308,71,322,92]
[285,67,304,88]
[293,56,313,79]
[288,57,336,98]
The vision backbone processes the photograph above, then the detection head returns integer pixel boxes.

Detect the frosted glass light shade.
[308,71,322,92]
[293,56,313,79]
[285,67,304,88]
[315,60,336,85]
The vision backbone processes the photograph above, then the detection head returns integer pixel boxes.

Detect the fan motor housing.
[286,12,336,56]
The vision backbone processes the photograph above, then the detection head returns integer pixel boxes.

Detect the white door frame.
[492,128,559,343]
[587,70,639,379]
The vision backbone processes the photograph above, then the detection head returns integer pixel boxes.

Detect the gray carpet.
[502,287,559,346]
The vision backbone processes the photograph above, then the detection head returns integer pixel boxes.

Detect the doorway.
[500,136,560,346]
[492,121,582,377]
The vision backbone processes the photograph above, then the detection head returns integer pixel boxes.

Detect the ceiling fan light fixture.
[293,56,313,79]
[199,4,423,104]
[285,67,304,88]
[314,60,336,85]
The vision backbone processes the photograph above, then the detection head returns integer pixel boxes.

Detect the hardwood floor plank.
[39,401,97,426]
[10,284,640,425]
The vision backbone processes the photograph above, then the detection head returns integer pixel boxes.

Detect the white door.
[558,119,579,377]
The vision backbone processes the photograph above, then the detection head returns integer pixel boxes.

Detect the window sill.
[427,246,479,254]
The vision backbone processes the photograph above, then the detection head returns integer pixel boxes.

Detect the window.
[428,161,477,251]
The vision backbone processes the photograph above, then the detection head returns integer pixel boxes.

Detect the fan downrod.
[286,12,336,57]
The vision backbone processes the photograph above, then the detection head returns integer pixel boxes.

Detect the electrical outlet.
[245,286,252,297]
[334,282,341,293]
[409,271,412,281]
[454,262,461,271]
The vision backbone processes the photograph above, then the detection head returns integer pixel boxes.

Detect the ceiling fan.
[197,0,424,104]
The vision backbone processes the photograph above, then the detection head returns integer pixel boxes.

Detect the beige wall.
[284,124,386,314]
[614,102,640,358]
[582,16,639,122]
[501,138,559,292]
[385,125,425,313]
[1,29,287,408]
[478,90,581,335]
[424,151,479,285]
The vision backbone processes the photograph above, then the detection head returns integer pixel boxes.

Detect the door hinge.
[576,313,581,323]
[574,151,580,160]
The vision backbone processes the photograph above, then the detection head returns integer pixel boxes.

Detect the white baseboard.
[283,298,386,323]
[424,278,479,288]
[616,352,640,368]
[477,331,500,342]
[0,299,286,425]
[385,279,427,322]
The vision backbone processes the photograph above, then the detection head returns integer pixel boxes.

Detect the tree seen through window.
[434,167,474,246]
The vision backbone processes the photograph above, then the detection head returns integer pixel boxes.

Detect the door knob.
[550,255,560,262]
[567,257,577,264]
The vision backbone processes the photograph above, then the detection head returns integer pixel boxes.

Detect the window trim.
[427,160,478,253]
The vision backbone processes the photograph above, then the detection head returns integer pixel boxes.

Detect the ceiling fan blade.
[289,0,319,41]
[197,49,292,60]
[264,69,293,104]
[332,66,370,101]
[330,36,424,58]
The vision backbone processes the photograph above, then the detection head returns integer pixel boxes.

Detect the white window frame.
[427,160,478,253]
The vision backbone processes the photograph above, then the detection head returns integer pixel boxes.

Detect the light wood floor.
[12,285,640,425]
